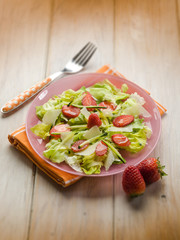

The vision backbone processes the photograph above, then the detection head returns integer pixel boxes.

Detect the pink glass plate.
[26,73,161,177]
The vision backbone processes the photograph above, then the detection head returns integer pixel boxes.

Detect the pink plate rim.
[26,73,161,177]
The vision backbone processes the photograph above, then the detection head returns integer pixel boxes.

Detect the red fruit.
[50,124,70,138]
[82,92,97,111]
[113,115,134,127]
[71,140,89,152]
[99,101,116,111]
[122,165,146,197]
[95,141,108,156]
[138,158,167,184]
[62,105,80,118]
[111,134,130,147]
[87,113,102,129]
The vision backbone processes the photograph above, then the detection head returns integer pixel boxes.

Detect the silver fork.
[1,42,97,114]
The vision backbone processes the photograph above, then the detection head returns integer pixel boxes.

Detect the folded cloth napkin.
[8,65,167,187]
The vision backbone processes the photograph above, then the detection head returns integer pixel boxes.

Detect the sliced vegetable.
[79,133,107,149]
[70,124,87,130]
[72,104,107,109]
[102,140,126,163]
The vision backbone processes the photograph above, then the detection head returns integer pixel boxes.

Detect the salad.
[31,79,152,175]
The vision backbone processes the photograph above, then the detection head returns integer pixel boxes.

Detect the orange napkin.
[8,65,167,187]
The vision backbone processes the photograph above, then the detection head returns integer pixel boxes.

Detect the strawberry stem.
[157,157,167,178]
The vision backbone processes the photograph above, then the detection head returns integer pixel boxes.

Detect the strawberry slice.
[111,134,130,147]
[95,141,108,156]
[50,124,70,138]
[113,115,134,127]
[62,105,80,118]
[71,140,89,152]
[99,101,116,110]
[82,92,97,111]
[87,113,102,129]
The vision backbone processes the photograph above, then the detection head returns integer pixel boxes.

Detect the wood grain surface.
[0,0,180,239]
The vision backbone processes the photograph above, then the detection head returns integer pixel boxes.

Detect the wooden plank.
[114,0,180,239]
[28,0,114,239]
[0,0,51,239]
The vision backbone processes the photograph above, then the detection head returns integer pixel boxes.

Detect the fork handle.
[1,77,53,113]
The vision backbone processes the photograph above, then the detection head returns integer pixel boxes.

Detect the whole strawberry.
[122,165,146,197]
[138,158,167,184]
[87,113,102,129]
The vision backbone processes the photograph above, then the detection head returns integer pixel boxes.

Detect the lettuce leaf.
[108,118,144,134]
[81,153,103,174]
[121,97,151,118]
[73,131,86,142]
[87,79,129,104]
[120,129,148,153]
[68,113,86,125]
[121,98,140,117]
[43,139,67,163]
[31,123,51,139]
[36,88,85,120]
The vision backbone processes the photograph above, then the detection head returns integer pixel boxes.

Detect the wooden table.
[0,0,180,239]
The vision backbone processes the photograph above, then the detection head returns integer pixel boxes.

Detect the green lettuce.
[81,153,103,175]
[43,139,67,163]
[107,118,149,153]
[68,113,86,125]
[87,79,129,104]
[120,129,148,153]
[36,87,86,120]
[73,131,86,142]
[121,98,140,117]
[31,79,152,175]
[31,123,51,139]
[36,97,62,120]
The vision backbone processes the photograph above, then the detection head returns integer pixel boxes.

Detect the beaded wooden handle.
[1,77,52,113]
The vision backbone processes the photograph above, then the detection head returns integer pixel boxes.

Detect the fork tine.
[78,45,97,66]
[73,42,95,64]
[72,42,91,62]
